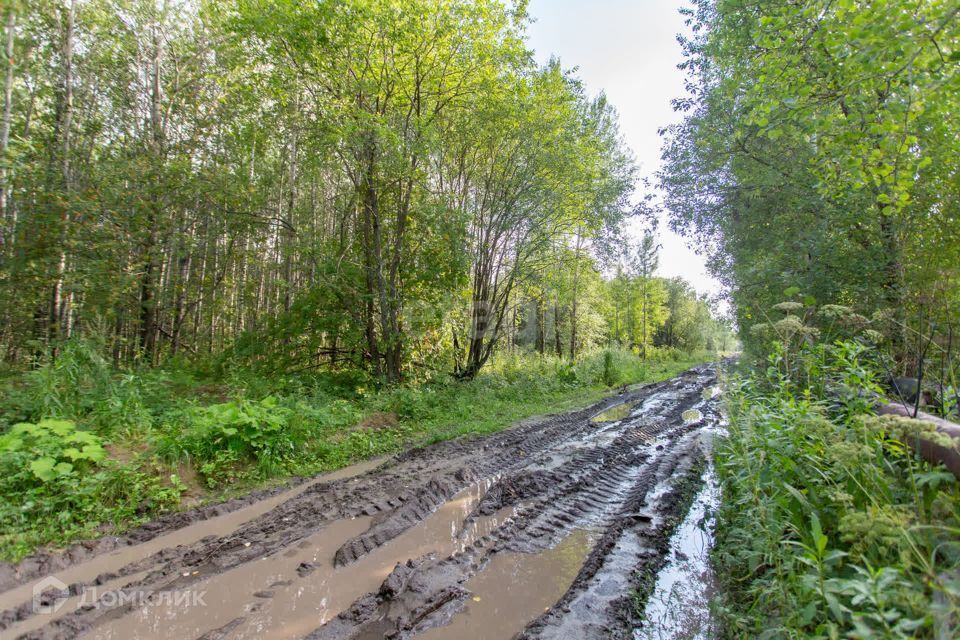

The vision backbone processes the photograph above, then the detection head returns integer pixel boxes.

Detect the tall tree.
[632,232,659,360]
[663,0,960,365]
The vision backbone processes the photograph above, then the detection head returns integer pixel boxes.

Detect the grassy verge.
[712,345,960,639]
[0,344,714,562]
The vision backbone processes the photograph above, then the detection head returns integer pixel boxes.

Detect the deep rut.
[0,363,721,640]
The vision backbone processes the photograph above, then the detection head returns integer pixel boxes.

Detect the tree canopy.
[663,0,960,367]
[0,0,727,381]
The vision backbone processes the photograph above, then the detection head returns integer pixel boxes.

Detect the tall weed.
[713,339,960,638]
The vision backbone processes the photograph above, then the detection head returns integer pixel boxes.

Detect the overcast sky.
[526,0,721,299]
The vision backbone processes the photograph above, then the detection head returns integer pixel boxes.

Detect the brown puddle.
[417,529,597,640]
[0,456,386,635]
[89,478,511,640]
[591,402,633,423]
[0,569,152,638]
[87,516,374,640]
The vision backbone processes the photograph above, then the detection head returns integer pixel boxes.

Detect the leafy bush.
[555,361,579,383]
[155,396,308,486]
[587,348,647,386]
[383,386,443,420]
[944,386,959,419]
[602,350,616,387]
[0,419,181,561]
[0,419,106,481]
[713,342,960,638]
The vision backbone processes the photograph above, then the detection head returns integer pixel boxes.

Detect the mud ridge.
[333,470,473,567]
[3,365,719,640]
[519,446,708,639]
[297,367,720,640]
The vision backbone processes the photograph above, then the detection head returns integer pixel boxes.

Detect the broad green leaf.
[30,457,58,481]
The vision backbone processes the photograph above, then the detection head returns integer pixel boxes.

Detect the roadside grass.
[0,343,714,562]
[712,342,960,638]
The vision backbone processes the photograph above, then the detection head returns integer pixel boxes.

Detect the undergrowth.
[713,303,960,638]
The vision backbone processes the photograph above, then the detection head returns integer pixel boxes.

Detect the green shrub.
[384,386,442,420]
[0,376,31,433]
[0,419,107,481]
[555,361,578,383]
[155,396,307,486]
[713,342,960,638]
[602,350,615,387]
[0,419,181,561]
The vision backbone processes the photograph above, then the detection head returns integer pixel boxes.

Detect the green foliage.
[602,267,735,359]
[664,0,960,376]
[713,344,960,638]
[0,0,642,385]
[23,340,112,421]
[602,350,615,387]
[0,419,181,561]
[656,277,735,353]
[555,361,579,384]
[155,397,305,486]
[383,386,443,422]
[0,419,106,481]
[0,340,155,434]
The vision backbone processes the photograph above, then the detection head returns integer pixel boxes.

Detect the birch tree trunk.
[0,8,14,250]
[49,0,75,349]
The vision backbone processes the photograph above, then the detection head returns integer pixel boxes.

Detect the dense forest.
[0,0,729,380]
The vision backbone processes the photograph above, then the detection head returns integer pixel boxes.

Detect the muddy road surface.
[1,364,722,640]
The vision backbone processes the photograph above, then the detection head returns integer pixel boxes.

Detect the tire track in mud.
[1,364,720,640]
[310,380,718,640]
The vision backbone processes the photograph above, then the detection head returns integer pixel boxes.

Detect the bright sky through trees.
[527,0,721,300]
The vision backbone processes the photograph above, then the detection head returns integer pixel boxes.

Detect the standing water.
[634,465,721,640]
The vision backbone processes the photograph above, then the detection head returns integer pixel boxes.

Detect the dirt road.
[0,364,721,640]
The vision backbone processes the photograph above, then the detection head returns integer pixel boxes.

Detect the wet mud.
[634,466,720,640]
[1,363,722,640]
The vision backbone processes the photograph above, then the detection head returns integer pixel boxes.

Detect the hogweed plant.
[713,300,960,638]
